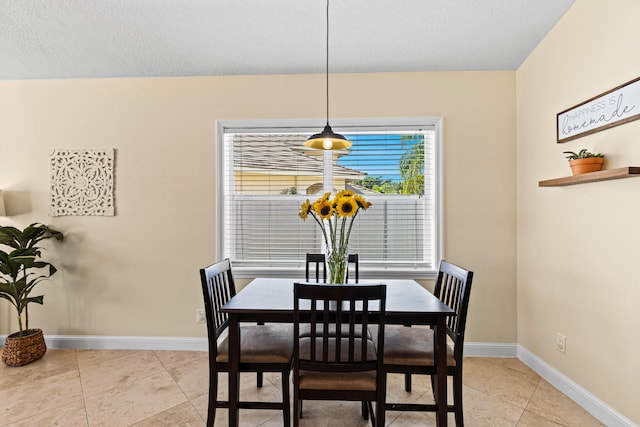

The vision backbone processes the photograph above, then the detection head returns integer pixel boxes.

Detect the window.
[218,118,441,278]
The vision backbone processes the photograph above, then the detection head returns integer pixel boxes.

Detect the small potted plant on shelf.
[0,223,64,366]
[563,149,605,175]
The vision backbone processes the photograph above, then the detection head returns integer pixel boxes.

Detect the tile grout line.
[153,350,207,425]
[76,349,92,427]
[522,379,574,427]
[515,376,542,426]
[153,349,195,403]
[0,349,89,427]
[80,350,190,426]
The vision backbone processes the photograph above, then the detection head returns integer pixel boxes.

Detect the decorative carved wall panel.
[50,149,115,216]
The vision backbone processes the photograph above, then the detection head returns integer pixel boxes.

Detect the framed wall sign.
[557,76,640,143]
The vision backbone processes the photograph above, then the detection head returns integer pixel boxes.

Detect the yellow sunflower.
[353,194,372,210]
[313,199,334,220]
[335,196,357,218]
[334,189,355,199]
[298,199,311,221]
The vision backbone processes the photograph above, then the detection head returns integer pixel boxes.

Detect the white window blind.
[219,119,440,278]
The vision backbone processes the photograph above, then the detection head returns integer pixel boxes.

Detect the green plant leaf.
[0,226,22,248]
[24,295,44,305]
[0,223,64,335]
[563,149,604,160]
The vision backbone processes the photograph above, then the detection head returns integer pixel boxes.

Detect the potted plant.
[563,149,605,175]
[0,223,64,366]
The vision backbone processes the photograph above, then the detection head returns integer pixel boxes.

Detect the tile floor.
[0,349,603,426]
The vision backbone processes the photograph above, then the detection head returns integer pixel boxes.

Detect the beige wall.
[0,72,516,342]
[516,0,640,423]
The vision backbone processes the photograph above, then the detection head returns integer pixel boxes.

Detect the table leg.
[435,318,448,427]
[228,315,240,427]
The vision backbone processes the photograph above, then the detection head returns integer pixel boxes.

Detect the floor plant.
[0,223,64,366]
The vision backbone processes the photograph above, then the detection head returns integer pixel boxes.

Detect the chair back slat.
[199,259,237,344]
[294,283,386,372]
[433,260,474,346]
[306,253,327,282]
[306,253,359,283]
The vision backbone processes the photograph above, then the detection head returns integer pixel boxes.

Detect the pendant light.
[304,0,351,151]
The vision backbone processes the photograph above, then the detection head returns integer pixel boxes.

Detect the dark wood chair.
[305,253,327,282]
[381,260,474,427]
[305,252,359,282]
[302,253,363,337]
[293,282,387,427]
[300,253,367,416]
[199,259,293,427]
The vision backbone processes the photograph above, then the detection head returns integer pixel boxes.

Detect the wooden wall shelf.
[539,167,640,187]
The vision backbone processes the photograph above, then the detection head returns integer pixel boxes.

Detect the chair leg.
[403,324,412,393]
[366,401,377,427]
[257,322,265,388]
[431,372,461,425]
[207,371,217,427]
[430,373,436,401]
[293,386,300,427]
[375,397,385,427]
[282,369,291,427]
[453,371,464,427]
[361,401,368,420]
[257,371,263,387]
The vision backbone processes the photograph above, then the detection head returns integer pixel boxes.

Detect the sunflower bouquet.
[298,190,372,283]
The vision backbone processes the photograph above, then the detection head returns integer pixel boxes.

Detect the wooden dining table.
[220,278,456,426]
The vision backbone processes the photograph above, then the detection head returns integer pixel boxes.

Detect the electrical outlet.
[196,309,206,324]
[556,332,566,354]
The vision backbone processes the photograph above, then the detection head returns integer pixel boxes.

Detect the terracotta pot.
[2,328,47,367]
[569,157,604,175]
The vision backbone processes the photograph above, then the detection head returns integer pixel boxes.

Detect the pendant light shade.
[304,123,351,150]
[305,0,351,151]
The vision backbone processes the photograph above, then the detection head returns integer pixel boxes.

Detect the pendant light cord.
[325,0,330,124]
[304,0,351,149]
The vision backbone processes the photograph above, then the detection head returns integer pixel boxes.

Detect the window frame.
[217,117,443,279]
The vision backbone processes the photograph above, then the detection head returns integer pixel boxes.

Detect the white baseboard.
[0,335,515,356]
[517,345,637,427]
[464,341,517,357]
[1,335,634,426]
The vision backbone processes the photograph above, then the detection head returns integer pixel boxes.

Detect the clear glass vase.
[327,247,348,284]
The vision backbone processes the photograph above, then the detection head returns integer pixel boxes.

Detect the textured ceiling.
[0,0,575,80]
